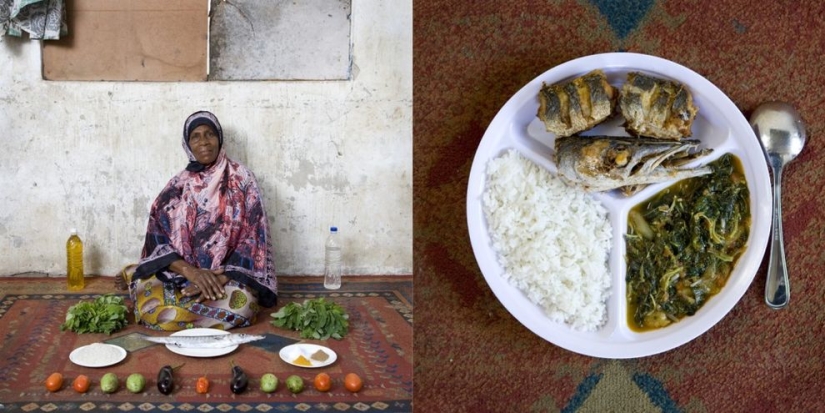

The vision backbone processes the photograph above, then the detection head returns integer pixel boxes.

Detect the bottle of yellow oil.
[67,229,85,291]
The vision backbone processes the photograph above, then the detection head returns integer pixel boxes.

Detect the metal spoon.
[749,102,806,309]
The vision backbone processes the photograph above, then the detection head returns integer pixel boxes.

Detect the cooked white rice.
[482,149,612,331]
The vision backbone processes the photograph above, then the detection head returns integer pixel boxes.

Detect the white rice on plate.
[482,149,612,331]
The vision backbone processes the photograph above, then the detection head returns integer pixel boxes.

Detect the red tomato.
[45,372,63,392]
[344,373,363,392]
[73,375,91,393]
[313,373,331,392]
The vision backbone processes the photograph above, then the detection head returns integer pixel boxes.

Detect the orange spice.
[294,355,312,366]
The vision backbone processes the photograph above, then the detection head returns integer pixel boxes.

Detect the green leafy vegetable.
[626,154,750,330]
[270,298,349,340]
[60,294,129,334]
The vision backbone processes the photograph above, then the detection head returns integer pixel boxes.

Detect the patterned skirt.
[122,265,261,331]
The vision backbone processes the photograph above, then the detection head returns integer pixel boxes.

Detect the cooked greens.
[625,154,750,330]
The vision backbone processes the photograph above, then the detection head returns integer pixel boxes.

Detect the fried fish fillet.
[619,72,698,140]
[554,135,712,195]
[537,70,617,137]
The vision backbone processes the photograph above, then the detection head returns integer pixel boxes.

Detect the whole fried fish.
[619,72,698,140]
[554,135,712,195]
[142,333,265,348]
[537,70,617,137]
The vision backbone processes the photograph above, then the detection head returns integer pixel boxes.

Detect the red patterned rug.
[0,276,412,412]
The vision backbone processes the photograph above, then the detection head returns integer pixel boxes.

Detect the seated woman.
[121,110,277,331]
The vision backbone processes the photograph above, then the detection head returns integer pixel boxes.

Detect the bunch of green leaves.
[270,298,349,340]
[60,294,129,334]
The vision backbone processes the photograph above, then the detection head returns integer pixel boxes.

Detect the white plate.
[466,53,771,359]
[279,343,338,368]
[70,343,127,368]
[165,328,238,358]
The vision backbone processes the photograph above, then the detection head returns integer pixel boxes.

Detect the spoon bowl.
[749,102,806,309]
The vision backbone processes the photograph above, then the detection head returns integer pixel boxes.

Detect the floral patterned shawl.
[134,111,277,307]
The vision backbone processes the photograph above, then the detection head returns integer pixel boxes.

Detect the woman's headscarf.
[135,111,277,307]
[183,111,223,172]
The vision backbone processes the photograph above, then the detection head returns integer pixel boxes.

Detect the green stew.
[626,154,750,331]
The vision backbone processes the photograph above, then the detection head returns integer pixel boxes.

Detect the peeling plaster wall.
[0,0,412,277]
[209,0,353,80]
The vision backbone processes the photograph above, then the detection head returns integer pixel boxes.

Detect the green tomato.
[285,375,304,394]
[100,372,119,393]
[126,373,146,393]
[260,373,278,393]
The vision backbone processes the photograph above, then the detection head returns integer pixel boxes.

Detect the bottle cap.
[70,228,78,235]
[330,226,338,232]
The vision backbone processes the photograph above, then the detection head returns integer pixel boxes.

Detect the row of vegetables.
[45,362,363,395]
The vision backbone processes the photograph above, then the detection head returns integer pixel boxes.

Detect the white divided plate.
[279,343,338,368]
[166,328,238,358]
[466,52,771,358]
[70,343,127,368]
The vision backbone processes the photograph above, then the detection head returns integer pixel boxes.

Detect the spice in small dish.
[293,355,312,366]
[311,349,329,362]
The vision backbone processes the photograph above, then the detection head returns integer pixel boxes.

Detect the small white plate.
[70,343,127,368]
[165,328,238,358]
[279,343,337,368]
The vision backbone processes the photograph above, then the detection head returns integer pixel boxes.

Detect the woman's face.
[188,124,220,165]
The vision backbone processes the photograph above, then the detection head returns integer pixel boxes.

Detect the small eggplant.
[157,363,184,395]
[230,362,249,394]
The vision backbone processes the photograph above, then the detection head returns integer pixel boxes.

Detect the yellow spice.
[294,355,312,366]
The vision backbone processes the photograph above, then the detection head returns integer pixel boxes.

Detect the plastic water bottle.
[66,229,85,291]
[323,226,341,290]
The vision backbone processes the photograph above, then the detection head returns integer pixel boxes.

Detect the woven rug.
[0,276,412,413]
[414,1,825,412]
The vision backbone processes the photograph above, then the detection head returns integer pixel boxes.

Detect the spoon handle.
[766,165,790,309]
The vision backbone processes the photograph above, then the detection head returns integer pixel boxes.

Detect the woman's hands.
[170,260,227,302]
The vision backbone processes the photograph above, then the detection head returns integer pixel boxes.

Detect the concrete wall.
[0,0,412,277]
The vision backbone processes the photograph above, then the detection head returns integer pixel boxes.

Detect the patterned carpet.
[0,276,412,413]
[413,1,825,412]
